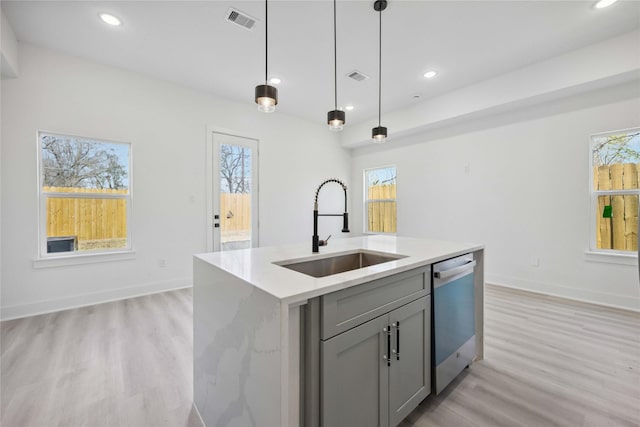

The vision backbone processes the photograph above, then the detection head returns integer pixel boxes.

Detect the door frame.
[205,125,260,252]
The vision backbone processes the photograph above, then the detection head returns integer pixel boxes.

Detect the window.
[38,132,132,257]
[590,128,640,254]
[364,166,397,233]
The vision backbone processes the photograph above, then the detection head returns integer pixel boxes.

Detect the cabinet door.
[321,314,389,427]
[388,296,431,427]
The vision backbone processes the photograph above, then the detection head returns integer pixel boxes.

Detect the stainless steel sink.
[275,250,407,278]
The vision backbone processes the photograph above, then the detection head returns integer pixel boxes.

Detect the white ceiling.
[3,1,640,127]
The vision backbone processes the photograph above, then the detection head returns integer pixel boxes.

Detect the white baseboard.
[486,273,640,313]
[0,278,193,321]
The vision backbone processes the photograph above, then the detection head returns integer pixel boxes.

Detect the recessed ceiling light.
[594,0,618,8]
[345,105,354,111]
[423,70,437,79]
[269,77,281,85]
[99,13,122,27]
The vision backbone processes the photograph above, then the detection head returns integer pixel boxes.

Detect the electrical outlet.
[159,258,168,268]
[464,164,471,174]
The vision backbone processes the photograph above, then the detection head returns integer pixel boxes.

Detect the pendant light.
[327,0,345,131]
[371,0,388,143]
[255,0,278,113]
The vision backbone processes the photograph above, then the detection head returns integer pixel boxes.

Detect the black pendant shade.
[255,84,278,113]
[372,126,387,141]
[328,109,346,131]
[327,0,345,131]
[253,0,391,128]
[255,0,277,113]
[371,0,388,143]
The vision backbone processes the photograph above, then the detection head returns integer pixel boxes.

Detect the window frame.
[363,164,397,235]
[588,127,640,257]
[36,130,134,260]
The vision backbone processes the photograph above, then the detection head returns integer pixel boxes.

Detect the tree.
[42,135,127,189]
[219,144,250,193]
[593,132,640,166]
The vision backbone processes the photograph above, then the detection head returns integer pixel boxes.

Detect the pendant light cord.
[378,5,382,127]
[334,0,338,111]
[265,0,268,83]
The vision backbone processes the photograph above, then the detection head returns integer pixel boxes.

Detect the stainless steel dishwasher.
[432,253,476,394]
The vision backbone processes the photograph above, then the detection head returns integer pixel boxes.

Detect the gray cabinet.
[320,295,431,427]
[321,313,389,427]
[303,266,431,427]
[389,297,431,427]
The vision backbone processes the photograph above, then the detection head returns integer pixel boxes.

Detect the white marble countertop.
[194,235,483,305]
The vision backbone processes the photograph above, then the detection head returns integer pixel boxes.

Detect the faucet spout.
[313,178,350,253]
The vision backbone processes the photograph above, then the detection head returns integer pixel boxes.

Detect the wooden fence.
[594,164,639,251]
[368,184,397,233]
[45,187,128,247]
[219,184,399,234]
[43,168,639,250]
[45,187,251,247]
[220,193,251,233]
[218,185,399,235]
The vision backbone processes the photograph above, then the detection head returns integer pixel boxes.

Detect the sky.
[592,130,640,165]
[366,166,396,187]
[41,132,130,189]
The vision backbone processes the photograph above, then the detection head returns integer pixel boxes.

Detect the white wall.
[1,10,19,78]
[351,83,640,311]
[0,12,18,316]
[0,43,350,319]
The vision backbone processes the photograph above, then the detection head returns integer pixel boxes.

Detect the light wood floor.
[2,285,639,427]
[402,286,640,427]
[1,289,201,427]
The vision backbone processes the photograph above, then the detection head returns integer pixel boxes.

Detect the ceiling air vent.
[225,8,257,31]
[347,70,369,82]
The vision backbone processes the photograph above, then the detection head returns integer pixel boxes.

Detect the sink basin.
[275,250,407,278]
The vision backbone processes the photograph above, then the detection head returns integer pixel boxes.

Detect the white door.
[207,131,259,252]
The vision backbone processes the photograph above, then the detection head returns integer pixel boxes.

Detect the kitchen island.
[194,235,484,427]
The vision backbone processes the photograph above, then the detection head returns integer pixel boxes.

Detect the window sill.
[33,251,136,269]
[363,231,397,236]
[584,250,637,266]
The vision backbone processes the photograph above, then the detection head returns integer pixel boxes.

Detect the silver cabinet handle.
[395,321,400,361]
[383,326,391,367]
[391,322,400,360]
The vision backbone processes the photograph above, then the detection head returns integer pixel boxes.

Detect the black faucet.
[313,178,350,253]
